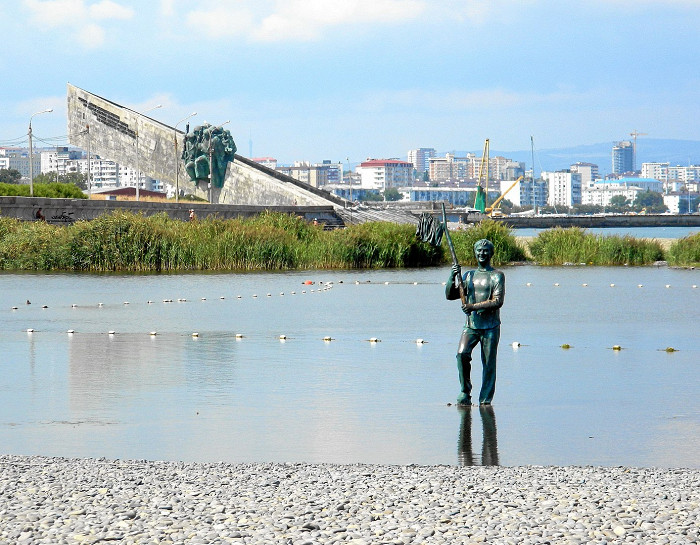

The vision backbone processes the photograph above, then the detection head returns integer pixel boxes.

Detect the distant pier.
[489,213,700,229]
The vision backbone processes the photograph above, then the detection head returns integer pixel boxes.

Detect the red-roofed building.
[358,159,413,191]
[252,157,277,170]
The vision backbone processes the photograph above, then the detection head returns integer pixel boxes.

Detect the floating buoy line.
[7,280,698,314]
[16,327,687,353]
[7,280,697,353]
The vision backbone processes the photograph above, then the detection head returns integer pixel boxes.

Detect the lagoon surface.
[511,225,699,238]
[1,266,698,468]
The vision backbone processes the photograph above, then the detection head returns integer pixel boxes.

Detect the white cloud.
[254,0,426,41]
[15,95,66,118]
[160,0,176,17]
[23,0,132,48]
[185,0,426,42]
[24,0,86,28]
[89,0,134,20]
[186,5,255,39]
[77,23,106,48]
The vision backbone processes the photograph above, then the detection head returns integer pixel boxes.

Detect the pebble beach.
[0,455,697,544]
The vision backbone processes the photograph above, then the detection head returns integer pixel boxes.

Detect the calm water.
[1,266,698,468]
[512,226,699,238]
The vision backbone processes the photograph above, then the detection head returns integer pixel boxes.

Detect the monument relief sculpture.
[182,124,237,188]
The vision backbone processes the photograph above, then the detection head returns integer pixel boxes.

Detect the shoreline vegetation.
[0,211,698,271]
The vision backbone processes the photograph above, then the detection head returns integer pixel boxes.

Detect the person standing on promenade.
[446,239,505,406]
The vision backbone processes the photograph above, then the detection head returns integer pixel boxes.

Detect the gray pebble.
[0,455,697,544]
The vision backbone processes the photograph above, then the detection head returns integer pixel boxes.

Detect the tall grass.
[0,211,443,272]
[667,232,700,266]
[0,213,674,271]
[448,220,527,266]
[0,217,73,269]
[529,227,664,265]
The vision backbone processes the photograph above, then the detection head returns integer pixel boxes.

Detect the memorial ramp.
[66,84,344,208]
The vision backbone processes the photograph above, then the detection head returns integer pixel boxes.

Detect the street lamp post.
[135,104,162,201]
[346,156,352,223]
[28,109,53,197]
[174,112,197,203]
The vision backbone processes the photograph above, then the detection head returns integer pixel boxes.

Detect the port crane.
[486,176,523,217]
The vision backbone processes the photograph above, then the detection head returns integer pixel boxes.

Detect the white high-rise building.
[407,148,436,177]
[641,162,669,183]
[668,165,700,184]
[358,159,413,191]
[570,162,599,187]
[40,147,82,176]
[499,178,547,207]
[542,170,582,207]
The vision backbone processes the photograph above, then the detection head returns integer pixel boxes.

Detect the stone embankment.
[0,455,697,544]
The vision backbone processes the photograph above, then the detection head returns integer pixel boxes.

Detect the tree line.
[0,169,87,190]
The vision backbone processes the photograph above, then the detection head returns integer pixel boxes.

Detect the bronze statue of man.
[446,239,505,406]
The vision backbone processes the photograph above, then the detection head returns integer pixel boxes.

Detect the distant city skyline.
[2,1,700,166]
[5,137,700,178]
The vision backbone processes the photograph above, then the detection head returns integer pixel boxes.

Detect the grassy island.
[0,211,698,271]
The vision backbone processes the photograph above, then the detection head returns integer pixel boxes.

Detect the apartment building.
[276,160,342,188]
[668,165,700,184]
[428,154,469,181]
[612,141,634,174]
[570,162,599,187]
[581,178,662,207]
[499,178,547,208]
[0,148,40,179]
[40,147,82,176]
[252,157,278,170]
[542,170,582,207]
[407,148,436,176]
[357,159,413,191]
[640,162,669,183]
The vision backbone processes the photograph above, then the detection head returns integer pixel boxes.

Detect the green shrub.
[0,182,86,199]
[529,227,664,265]
[667,232,700,266]
[448,220,526,266]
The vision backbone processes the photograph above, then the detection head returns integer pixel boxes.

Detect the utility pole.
[28,109,53,197]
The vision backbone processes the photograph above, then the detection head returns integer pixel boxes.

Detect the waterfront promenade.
[0,455,697,544]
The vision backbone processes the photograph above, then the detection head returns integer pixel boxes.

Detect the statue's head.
[474,239,494,255]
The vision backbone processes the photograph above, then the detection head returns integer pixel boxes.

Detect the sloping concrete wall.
[66,84,344,207]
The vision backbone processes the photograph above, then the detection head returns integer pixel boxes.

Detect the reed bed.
[0,213,675,271]
[666,232,700,266]
[0,211,443,272]
[528,227,664,265]
[448,220,527,266]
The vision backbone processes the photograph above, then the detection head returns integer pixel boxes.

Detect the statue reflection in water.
[458,405,499,466]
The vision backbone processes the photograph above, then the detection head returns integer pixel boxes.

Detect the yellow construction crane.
[486,176,523,217]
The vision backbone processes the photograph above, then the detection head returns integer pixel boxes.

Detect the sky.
[2,0,700,165]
